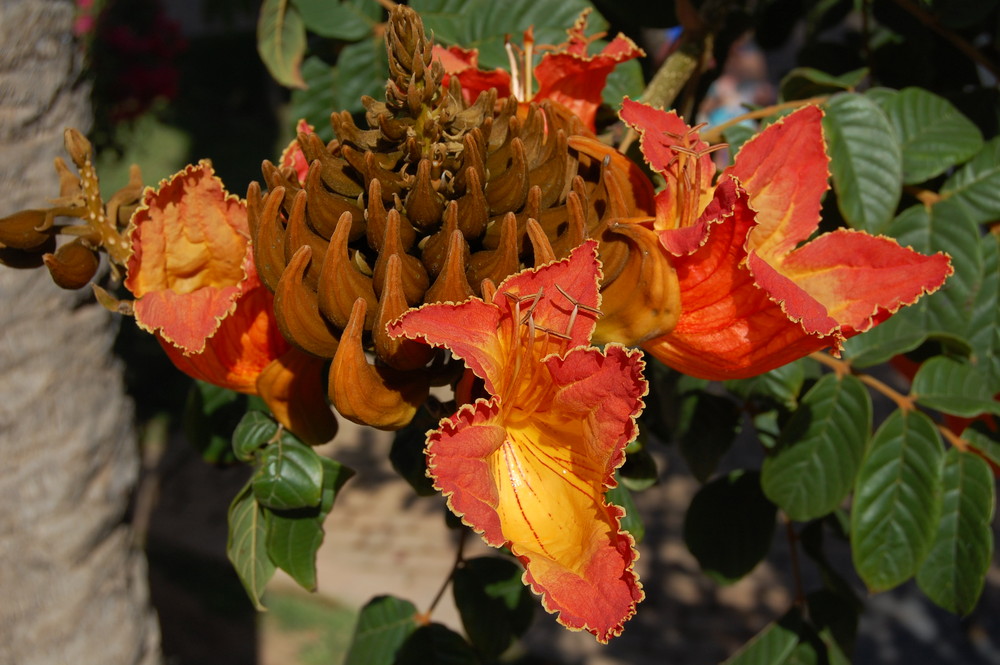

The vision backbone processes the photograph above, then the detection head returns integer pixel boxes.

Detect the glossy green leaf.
[267,457,354,590]
[726,358,809,411]
[184,381,246,464]
[332,37,390,114]
[676,390,742,482]
[721,608,802,665]
[876,87,983,184]
[823,92,902,233]
[452,557,533,659]
[723,122,757,166]
[290,56,337,142]
[608,477,645,544]
[916,448,995,615]
[232,410,279,462]
[415,0,604,69]
[684,470,777,584]
[963,424,1000,468]
[603,58,644,109]
[942,136,1000,226]
[785,625,852,665]
[294,0,380,41]
[396,623,480,665]
[851,409,944,592]
[780,66,867,102]
[840,303,927,367]
[252,438,325,510]
[911,355,1000,417]
[763,374,872,521]
[258,0,307,88]
[887,200,982,341]
[344,595,420,665]
[968,232,1000,392]
[226,483,276,610]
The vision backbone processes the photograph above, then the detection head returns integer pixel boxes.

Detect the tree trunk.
[0,1,161,663]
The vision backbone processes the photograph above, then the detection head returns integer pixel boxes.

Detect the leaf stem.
[422,527,467,621]
[784,517,807,608]
[699,96,829,144]
[810,352,972,453]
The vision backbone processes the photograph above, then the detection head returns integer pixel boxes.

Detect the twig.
[889,0,1000,81]
[810,352,916,412]
[699,96,829,144]
[421,527,467,621]
[785,518,807,608]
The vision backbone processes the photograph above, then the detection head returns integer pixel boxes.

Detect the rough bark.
[0,1,161,663]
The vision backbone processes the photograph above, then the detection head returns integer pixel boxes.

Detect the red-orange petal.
[723,105,830,259]
[126,161,249,353]
[645,180,841,379]
[757,228,953,335]
[159,276,290,392]
[533,32,643,132]
[428,344,646,642]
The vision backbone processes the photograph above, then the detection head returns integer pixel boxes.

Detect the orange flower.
[125,161,336,443]
[620,100,954,379]
[389,241,646,642]
[434,10,642,131]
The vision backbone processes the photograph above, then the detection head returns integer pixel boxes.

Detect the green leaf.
[294,0,380,41]
[290,56,337,142]
[723,123,757,166]
[840,303,927,367]
[916,448,995,615]
[762,374,872,521]
[968,230,1000,392]
[675,389,742,482]
[267,457,354,590]
[452,557,534,659]
[725,358,809,411]
[252,437,325,510]
[721,608,803,665]
[607,477,645,544]
[851,409,944,592]
[779,66,868,102]
[344,595,420,665]
[396,623,480,664]
[415,0,604,69]
[822,92,902,234]
[876,87,983,184]
[232,410,279,462]
[963,424,1000,468]
[603,58,644,110]
[226,483,276,610]
[911,356,1000,417]
[184,381,247,464]
[258,0,307,88]
[887,200,983,342]
[331,37,391,114]
[684,470,777,584]
[942,136,1000,225]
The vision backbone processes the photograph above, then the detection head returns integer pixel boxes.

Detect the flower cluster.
[2,5,954,643]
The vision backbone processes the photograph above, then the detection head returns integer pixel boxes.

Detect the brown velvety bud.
[0,210,53,250]
[43,239,100,289]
